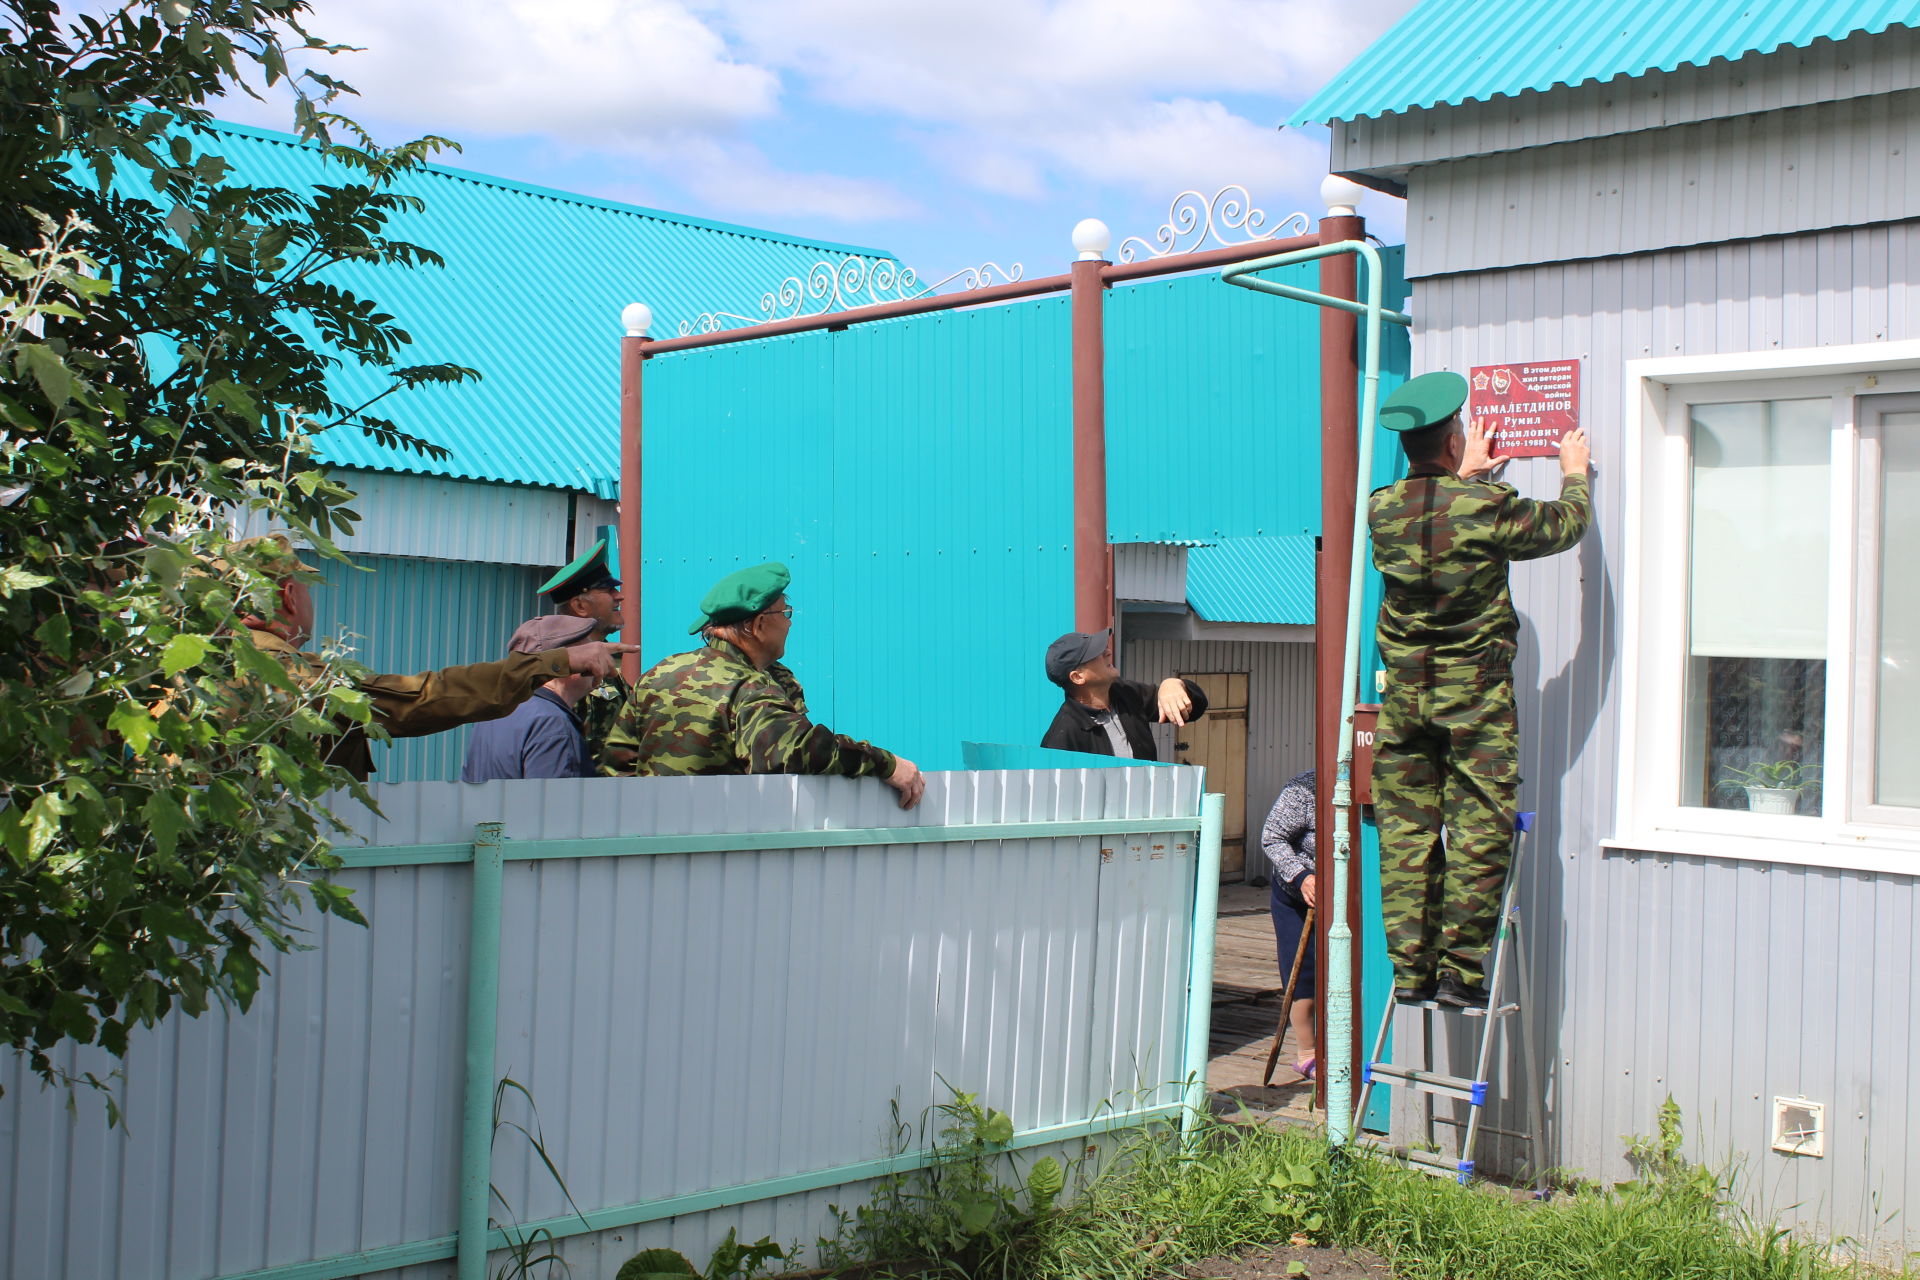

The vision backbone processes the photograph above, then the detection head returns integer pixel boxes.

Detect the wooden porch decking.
[1208,883,1319,1127]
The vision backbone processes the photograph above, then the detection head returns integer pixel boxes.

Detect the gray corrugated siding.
[1404,88,1920,278]
[1115,543,1189,604]
[235,470,574,565]
[1392,219,1920,1252]
[1125,637,1317,869]
[0,769,1205,1280]
[1332,25,1920,173]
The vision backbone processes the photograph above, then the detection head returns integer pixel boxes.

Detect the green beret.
[1380,371,1469,433]
[689,561,791,634]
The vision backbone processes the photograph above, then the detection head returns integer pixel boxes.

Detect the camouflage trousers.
[1371,670,1519,993]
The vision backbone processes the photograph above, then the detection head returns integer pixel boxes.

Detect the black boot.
[1435,970,1489,1010]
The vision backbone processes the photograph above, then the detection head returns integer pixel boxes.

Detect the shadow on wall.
[1506,506,1617,1176]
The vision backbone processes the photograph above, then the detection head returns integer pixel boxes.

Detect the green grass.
[811,1100,1902,1280]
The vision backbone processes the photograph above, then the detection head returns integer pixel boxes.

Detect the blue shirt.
[461,689,588,782]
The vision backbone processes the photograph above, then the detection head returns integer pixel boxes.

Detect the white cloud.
[709,0,1416,205]
[215,0,1413,233]
[303,0,780,141]
[650,136,921,221]
[1056,97,1331,199]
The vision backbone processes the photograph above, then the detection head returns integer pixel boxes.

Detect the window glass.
[1876,411,1920,808]
[1683,399,1830,813]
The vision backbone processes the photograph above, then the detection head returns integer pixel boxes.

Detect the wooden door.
[1174,672,1249,882]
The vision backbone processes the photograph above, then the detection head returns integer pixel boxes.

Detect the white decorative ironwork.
[675,310,757,338]
[678,256,1026,336]
[921,261,1024,293]
[1115,186,1311,262]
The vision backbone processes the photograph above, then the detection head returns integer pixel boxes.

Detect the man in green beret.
[1368,372,1590,1008]
[603,562,925,807]
[537,536,633,773]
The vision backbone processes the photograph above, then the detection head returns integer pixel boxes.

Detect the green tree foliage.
[0,0,478,1106]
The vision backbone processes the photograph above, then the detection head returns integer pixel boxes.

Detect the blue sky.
[219,0,1415,287]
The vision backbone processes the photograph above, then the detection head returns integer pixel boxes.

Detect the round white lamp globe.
[1071,218,1112,262]
[1320,175,1369,217]
[621,302,653,336]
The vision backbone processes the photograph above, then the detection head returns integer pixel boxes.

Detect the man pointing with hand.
[1040,629,1208,760]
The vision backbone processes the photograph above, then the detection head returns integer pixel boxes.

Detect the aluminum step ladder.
[1352,812,1547,1191]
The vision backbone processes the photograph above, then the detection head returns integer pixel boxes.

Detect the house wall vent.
[1771,1096,1825,1157]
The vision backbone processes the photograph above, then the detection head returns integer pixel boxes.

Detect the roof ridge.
[1288,2,1920,126]
[199,115,899,261]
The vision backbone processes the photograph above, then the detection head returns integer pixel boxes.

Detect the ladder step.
[1363,1062,1488,1105]
[1355,1134,1475,1183]
[1397,998,1517,1017]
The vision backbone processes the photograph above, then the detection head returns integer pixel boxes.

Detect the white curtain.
[1876,411,1920,808]
[1688,400,1831,660]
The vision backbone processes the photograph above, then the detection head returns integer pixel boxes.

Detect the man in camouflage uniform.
[604,562,926,808]
[1368,372,1591,1007]
[535,537,633,773]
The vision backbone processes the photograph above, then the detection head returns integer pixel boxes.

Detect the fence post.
[458,822,506,1280]
[1181,792,1226,1139]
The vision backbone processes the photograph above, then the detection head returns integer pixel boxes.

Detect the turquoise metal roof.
[1289,0,1920,125]
[143,119,899,497]
[1185,535,1317,625]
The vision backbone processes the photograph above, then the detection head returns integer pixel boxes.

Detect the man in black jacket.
[1039,629,1208,760]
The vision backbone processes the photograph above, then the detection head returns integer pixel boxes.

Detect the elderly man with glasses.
[603,561,924,808]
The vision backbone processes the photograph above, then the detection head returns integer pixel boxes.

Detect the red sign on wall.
[1468,360,1581,458]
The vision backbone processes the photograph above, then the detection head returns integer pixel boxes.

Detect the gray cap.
[1045,629,1111,686]
[507,613,597,655]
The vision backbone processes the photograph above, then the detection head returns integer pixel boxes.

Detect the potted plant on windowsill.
[1716,761,1821,815]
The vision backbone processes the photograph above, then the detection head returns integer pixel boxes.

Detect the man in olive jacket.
[1039,629,1207,760]
[234,536,634,781]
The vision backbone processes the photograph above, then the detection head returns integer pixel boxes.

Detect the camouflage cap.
[507,613,597,654]
[1380,371,1469,433]
[689,561,791,634]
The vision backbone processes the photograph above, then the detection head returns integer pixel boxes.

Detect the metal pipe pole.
[1314,212,1363,1114]
[1071,256,1112,632]
[619,307,650,682]
[1220,239,1402,1149]
[457,823,506,1280]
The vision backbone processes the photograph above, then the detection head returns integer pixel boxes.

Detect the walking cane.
[1262,905,1315,1087]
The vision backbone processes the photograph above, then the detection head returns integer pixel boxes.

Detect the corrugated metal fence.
[1,768,1217,1280]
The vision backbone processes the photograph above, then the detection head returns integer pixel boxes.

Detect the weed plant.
[814,1094,1889,1280]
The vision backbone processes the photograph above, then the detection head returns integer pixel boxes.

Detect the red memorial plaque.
[1468,360,1581,458]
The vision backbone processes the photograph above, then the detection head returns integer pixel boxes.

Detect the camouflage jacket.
[603,638,897,779]
[245,627,567,780]
[1369,466,1590,676]
[576,671,634,776]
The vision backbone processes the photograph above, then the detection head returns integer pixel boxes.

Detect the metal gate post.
[458,823,507,1280]
[619,304,652,680]
[1182,792,1227,1141]
[1314,197,1365,1113]
[1070,220,1113,633]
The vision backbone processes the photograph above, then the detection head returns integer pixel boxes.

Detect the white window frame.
[1611,339,1920,875]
